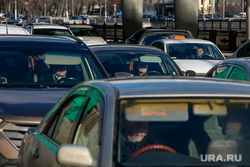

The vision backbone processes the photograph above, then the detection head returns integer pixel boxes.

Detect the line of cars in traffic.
[1,23,250,166]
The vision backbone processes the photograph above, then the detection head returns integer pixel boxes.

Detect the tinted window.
[96,52,181,77]
[139,33,188,45]
[47,95,88,144]
[0,46,105,87]
[212,66,231,78]
[74,89,104,159]
[33,29,72,35]
[237,42,250,58]
[228,67,247,81]
[70,27,101,37]
[151,42,164,51]
[118,98,250,166]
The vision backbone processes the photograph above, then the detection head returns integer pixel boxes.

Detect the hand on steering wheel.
[129,144,177,159]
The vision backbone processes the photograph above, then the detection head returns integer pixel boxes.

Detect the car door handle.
[32,149,39,159]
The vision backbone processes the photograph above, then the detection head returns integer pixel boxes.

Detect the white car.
[0,24,30,34]
[67,24,106,44]
[151,39,226,76]
[26,23,74,36]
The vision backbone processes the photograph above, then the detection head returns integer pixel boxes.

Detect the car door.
[208,64,247,81]
[22,86,104,166]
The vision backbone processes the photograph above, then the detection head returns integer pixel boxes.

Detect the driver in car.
[135,62,148,76]
[39,65,67,83]
[120,120,153,162]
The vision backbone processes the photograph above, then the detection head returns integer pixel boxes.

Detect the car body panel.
[175,59,222,76]
[18,77,250,166]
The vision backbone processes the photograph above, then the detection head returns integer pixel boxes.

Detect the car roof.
[83,77,250,98]
[88,44,166,54]
[0,24,30,35]
[153,38,215,45]
[32,24,68,29]
[0,35,86,48]
[139,28,194,36]
[66,24,94,28]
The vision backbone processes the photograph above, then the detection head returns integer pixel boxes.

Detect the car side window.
[237,43,250,58]
[46,95,88,144]
[228,66,247,81]
[73,89,104,159]
[212,66,231,78]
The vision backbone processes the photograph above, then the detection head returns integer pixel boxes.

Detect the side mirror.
[185,70,196,76]
[57,144,95,167]
[114,72,134,78]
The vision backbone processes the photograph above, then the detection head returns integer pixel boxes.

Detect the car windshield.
[70,27,101,37]
[0,46,105,87]
[139,33,188,45]
[96,52,181,77]
[118,98,250,166]
[33,29,72,35]
[167,43,224,60]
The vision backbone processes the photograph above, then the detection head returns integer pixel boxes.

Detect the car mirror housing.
[57,144,95,166]
[185,70,196,76]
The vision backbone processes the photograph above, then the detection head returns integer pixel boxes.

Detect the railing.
[92,18,247,51]
[5,17,246,51]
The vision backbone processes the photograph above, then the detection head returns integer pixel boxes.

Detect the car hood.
[174,59,222,76]
[0,88,68,122]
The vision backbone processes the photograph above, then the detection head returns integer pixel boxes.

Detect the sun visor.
[124,103,189,122]
[44,52,82,65]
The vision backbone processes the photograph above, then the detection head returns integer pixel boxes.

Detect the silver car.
[18,77,250,166]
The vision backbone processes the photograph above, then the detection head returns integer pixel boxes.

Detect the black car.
[125,28,194,44]
[88,44,191,77]
[0,35,109,166]
[205,58,250,81]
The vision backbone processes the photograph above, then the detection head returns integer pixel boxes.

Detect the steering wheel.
[129,144,177,159]
[147,71,162,76]
[60,77,79,82]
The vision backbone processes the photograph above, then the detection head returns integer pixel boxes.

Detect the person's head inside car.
[136,62,148,76]
[39,65,68,83]
[52,65,67,80]
[123,121,148,143]
[196,47,204,57]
